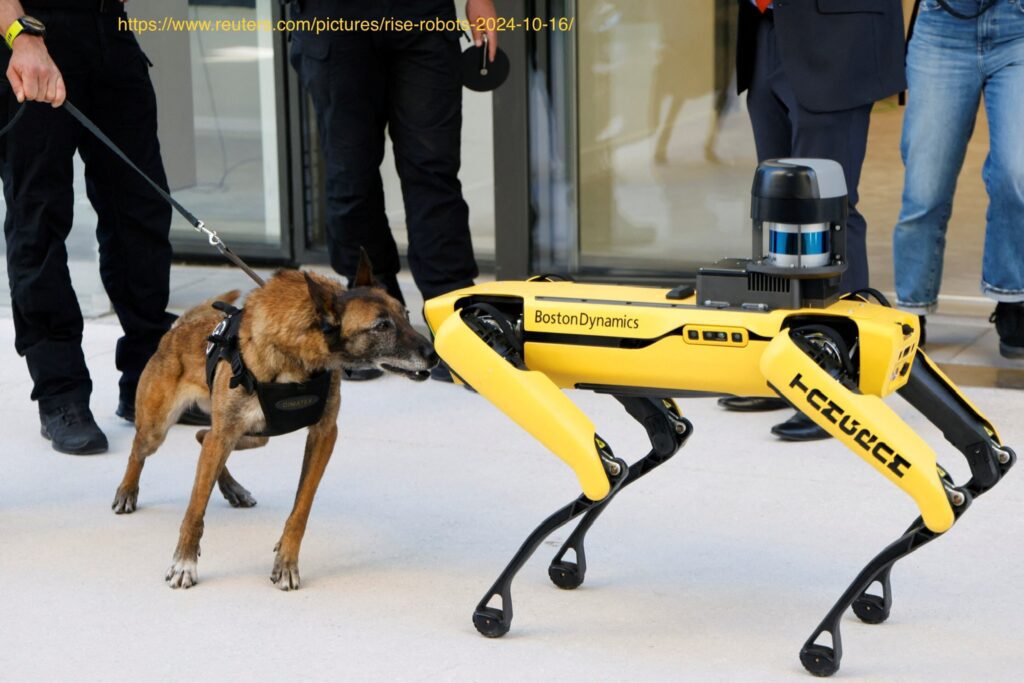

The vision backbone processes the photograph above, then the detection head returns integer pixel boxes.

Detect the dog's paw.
[270,555,301,591]
[219,481,257,508]
[165,558,198,589]
[111,487,139,514]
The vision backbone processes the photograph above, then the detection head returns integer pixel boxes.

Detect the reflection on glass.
[577,0,757,275]
[170,0,280,246]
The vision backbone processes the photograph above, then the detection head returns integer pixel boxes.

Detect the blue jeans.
[893,0,1024,313]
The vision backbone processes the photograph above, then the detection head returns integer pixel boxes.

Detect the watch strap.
[5,20,25,50]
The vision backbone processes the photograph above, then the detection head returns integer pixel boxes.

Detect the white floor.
[1,302,1023,682]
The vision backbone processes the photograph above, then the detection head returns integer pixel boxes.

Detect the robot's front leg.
[548,396,692,590]
[433,306,627,637]
[761,328,974,676]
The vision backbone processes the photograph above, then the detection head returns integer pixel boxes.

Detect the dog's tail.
[174,289,243,327]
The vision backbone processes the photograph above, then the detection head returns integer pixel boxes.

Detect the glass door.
[574,0,758,278]
[140,0,290,260]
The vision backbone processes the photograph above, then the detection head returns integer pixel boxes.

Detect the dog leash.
[2,100,266,287]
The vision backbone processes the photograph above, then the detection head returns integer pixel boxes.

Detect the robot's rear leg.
[845,350,1016,629]
[799,514,957,677]
[548,397,691,590]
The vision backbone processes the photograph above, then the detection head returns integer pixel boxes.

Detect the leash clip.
[194,220,224,249]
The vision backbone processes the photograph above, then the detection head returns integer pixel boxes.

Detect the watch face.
[21,16,46,34]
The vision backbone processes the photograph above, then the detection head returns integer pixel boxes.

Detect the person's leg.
[755,17,869,440]
[719,14,792,414]
[385,29,477,301]
[978,6,1024,356]
[892,8,983,313]
[978,29,1024,305]
[78,19,175,409]
[744,17,792,164]
[1,98,91,411]
[0,14,109,453]
[292,34,403,301]
[778,98,873,293]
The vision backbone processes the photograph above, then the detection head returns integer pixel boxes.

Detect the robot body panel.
[427,281,920,400]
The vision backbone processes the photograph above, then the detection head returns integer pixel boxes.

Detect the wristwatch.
[5,16,46,50]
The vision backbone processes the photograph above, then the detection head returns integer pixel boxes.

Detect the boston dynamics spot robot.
[423,160,1015,677]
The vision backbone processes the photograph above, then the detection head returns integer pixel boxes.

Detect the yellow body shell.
[426,281,987,533]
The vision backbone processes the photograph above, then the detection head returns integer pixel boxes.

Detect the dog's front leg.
[166,428,237,589]
[271,421,338,591]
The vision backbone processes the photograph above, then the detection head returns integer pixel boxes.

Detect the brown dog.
[112,254,437,590]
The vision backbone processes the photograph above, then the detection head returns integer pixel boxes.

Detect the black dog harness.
[205,302,333,437]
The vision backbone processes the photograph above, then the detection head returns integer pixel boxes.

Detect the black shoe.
[40,402,108,455]
[116,400,212,427]
[717,396,789,412]
[770,411,831,442]
[342,367,385,381]
[991,302,1024,359]
[918,315,927,348]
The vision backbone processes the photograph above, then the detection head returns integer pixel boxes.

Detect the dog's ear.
[303,271,332,321]
[352,247,378,289]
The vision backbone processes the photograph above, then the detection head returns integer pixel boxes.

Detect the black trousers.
[0,9,173,411]
[292,28,478,303]
[745,15,872,292]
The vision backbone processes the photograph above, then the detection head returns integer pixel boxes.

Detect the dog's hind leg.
[218,468,258,508]
[113,386,200,514]
[270,420,338,591]
[195,429,268,508]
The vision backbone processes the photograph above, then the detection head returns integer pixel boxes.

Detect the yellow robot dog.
[425,160,1015,677]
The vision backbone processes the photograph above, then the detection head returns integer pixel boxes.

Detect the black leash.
[0,102,26,137]
[2,99,266,287]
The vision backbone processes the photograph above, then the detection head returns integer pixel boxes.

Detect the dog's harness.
[205,302,333,437]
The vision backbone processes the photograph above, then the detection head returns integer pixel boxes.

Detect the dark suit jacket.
[737,0,907,113]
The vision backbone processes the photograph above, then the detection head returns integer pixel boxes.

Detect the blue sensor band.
[769,230,830,256]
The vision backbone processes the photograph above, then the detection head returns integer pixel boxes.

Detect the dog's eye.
[373,318,394,332]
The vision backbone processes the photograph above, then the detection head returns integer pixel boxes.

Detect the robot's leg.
[548,397,692,590]
[798,512,958,677]
[846,350,1017,629]
[432,307,630,637]
[763,332,1014,676]
[895,350,1015,496]
[472,447,625,638]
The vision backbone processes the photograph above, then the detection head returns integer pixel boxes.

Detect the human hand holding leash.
[1,0,64,106]
[466,0,498,62]
[7,35,63,106]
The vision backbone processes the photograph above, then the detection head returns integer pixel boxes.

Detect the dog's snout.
[422,344,440,368]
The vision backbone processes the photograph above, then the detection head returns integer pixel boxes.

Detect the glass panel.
[576,0,757,276]
[155,0,282,248]
[528,0,579,275]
